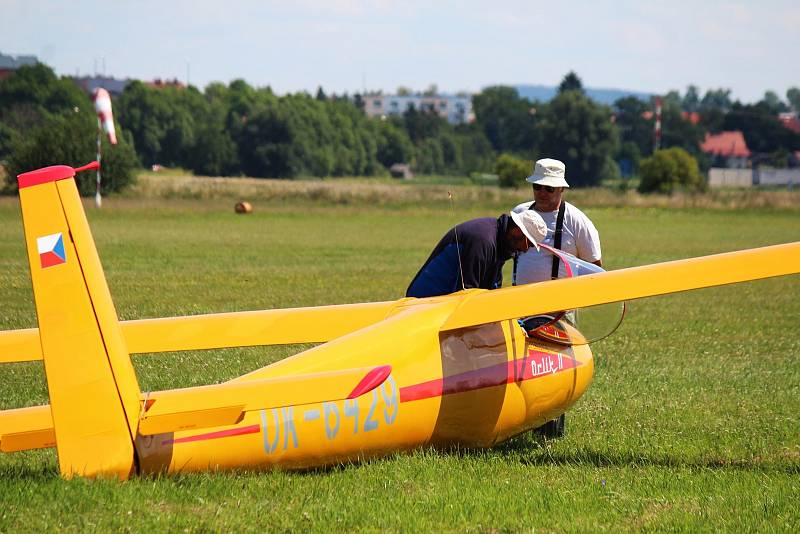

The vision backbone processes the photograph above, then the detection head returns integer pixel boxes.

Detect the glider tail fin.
[15,163,140,479]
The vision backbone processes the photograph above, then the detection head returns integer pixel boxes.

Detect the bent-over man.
[406,210,547,298]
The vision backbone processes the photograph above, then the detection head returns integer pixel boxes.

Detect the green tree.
[0,121,19,159]
[558,71,584,94]
[638,147,704,194]
[97,130,140,194]
[613,96,654,159]
[373,118,414,168]
[402,105,445,144]
[758,90,788,114]
[494,153,531,188]
[188,105,240,176]
[352,93,365,112]
[414,138,444,174]
[724,102,800,155]
[537,91,619,186]
[699,107,726,134]
[472,86,538,155]
[659,97,707,161]
[232,90,382,178]
[439,133,462,172]
[116,81,205,168]
[0,63,90,160]
[700,88,732,112]
[237,101,294,178]
[786,87,800,112]
[453,124,495,174]
[0,64,87,122]
[661,90,682,110]
[616,141,641,178]
[682,85,701,112]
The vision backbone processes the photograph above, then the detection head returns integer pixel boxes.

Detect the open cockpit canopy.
[523,245,625,346]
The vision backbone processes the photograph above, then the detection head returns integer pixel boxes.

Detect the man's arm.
[573,209,602,266]
[460,247,485,289]
[460,237,497,289]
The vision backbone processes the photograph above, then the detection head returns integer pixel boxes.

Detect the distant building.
[0,51,38,80]
[389,163,413,179]
[779,112,800,134]
[363,93,474,124]
[146,78,186,90]
[72,75,131,97]
[700,131,751,169]
[71,76,186,97]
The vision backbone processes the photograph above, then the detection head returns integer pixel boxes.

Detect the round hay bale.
[235,201,252,214]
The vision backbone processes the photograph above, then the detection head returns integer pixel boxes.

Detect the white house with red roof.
[700,130,751,168]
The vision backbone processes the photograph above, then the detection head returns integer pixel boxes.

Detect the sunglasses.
[532,184,557,193]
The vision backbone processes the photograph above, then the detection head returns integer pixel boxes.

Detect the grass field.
[0,183,799,532]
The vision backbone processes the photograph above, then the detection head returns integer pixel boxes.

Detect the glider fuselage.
[136,309,593,473]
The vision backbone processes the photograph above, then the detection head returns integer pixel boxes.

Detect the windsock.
[92,88,117,145]
[653,96,662,152]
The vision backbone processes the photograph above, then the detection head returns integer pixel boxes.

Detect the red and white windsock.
[92,88,117,145]
[653,96,662,152]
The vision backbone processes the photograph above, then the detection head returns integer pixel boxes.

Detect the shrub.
[494,153,531,188]
[638,147,705,194]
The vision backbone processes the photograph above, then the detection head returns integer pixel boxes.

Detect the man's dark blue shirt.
[406,214,514,298]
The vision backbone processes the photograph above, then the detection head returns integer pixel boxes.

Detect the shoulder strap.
[513,201,565,283]
[550,201,566,280]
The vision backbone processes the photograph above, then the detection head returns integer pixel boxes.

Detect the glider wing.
[441,242,800,331]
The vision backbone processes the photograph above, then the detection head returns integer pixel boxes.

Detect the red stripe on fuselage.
[162,424,261,445]
[164,351,579,444]
[399,350,580,403]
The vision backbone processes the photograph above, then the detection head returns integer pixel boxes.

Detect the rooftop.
[700,131,751,158]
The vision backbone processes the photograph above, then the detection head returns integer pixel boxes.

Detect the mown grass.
[0,183,798,532]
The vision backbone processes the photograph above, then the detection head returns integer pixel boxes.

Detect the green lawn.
[0,193,798,532]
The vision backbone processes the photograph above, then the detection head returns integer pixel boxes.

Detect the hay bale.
[235,201,252,214]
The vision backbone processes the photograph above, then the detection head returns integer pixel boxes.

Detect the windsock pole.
[653,96,662,153]
[95,118,102,208]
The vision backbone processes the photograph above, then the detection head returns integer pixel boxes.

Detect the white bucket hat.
[526,158,569,188]
[509,210,547,250]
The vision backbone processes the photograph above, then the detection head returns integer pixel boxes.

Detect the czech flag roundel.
[37,232,67,268]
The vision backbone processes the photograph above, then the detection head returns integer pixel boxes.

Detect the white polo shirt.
[511,201,602,284]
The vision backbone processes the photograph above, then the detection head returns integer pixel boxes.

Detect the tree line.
[2,64,799,194]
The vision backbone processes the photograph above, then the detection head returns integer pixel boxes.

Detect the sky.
[2,0,798,103]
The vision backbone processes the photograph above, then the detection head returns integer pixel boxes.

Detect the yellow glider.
[1,162,798,479]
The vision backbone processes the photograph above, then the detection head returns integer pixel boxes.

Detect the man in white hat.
[512,158,602,286]
[406,210,547,298]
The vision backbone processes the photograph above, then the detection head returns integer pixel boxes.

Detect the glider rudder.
[16,163,140,479]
